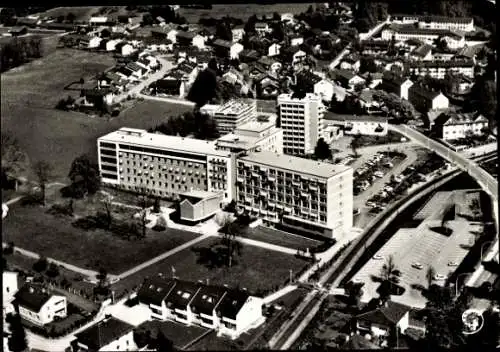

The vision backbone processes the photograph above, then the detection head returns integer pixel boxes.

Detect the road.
[389,125,498,289]
[114,56,174,103]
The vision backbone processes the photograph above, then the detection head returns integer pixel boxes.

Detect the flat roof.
[235,119,274,133]
[179,190,221,199]
[215,100,255,116]
[239,151,351,179]
[216,133,260,148]
[99,128,231,158]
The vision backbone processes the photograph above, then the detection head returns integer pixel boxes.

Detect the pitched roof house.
[73,316,134,351]
[354,301,411,337]
[14,284,67,326]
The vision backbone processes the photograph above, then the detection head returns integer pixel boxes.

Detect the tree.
[1,132,29,190]
[68,154,100,197]
[33,160,52,206]
[187,68,218,109]
[426,265,436,289]
[6,313,28,352]
[244,14,257,34]
[152,330,174,352]
[96,267,108,287]
[350,134,361,157]
[314,138,332,160]
[217,213,242,267]
[153,197,161,213]
[345,281,364,308]
[136,187,150,239]
[102,193,113,230]
[215,20,232,41]
[379,255,401,303]
[46,263,60,278]
[66,12,76,23]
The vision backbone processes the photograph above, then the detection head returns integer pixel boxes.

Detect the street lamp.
[455,273,471,297]
[481,241,494,262]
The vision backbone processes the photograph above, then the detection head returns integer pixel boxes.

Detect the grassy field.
[179,3,312,22]
[37,7,103,22]
[2,201,202,274]
[1,48,192,181]
[242,226,321,250]
[139,320,208,349]
[110,237,311,296]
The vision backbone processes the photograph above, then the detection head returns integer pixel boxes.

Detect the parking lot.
[351,190,481,308]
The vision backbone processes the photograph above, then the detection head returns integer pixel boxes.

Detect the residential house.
[3,271,18,317]
[15,17,39,27]
[314,79,335,102]
[411,43,433,61]
[8,26,28,36]
[156,16,166,26]
[290,35,304,46]
[256,56,274,70]
[380,72,414,100]
[357,90,382,114]
[232,25,245,42]
[212,39,243,59]
[247,63,267,80]
[270,61,282,74]
[176,30,196,47]
[256,74,281,99]
[292,49,307,65]
[360,72,383,89]
[115,42,135,57]
[432,112,489,140]
[153,78,185,97]
[339,55,361,72]
[105,39,123,51]
[164,280,201,325]
[80,36,102,49]
[137,276,177,320]
[126,16,142,31]
[281,13,295,24]
[255,22,271,35]
[268,43,281,57]
[189,284,228,329]
[14,284,67,326]
[353,301,411,337]
[72,316,135,351]
[81,88,116,107]
[333,69,366,91]
[199,27,216,41]
[151,27,170,40]
[327,114,388,136]
[216,288,264,339]
[408,84,449,112]
[360,40,391,55]
[239,49,260,63]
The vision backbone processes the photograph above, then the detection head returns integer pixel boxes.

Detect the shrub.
[33,257,48,272]
[152,216,167,231]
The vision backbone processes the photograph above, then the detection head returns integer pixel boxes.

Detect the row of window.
[120,153,206,167]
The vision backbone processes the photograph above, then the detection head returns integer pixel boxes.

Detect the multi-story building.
[381,26,466,49]
[97,128,235,203]
[277,93,327,156]
[432,112,489,140]
[390,14,474,32]
[236,151,353,238]
[137,277,264,339]
[211,100,257,134]
[14,284,67,326]
[216,117,283,154]
[380,72,413,100]
[408,85,449,113]
[407,59,475,79]
[3,271,18,318]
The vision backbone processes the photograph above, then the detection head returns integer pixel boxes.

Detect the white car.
[412,262,423,270]
[374,171,384,178]
[433,274,447,281]
[448,261,459,267]
[372,254,383,260]
[384,162,394,168]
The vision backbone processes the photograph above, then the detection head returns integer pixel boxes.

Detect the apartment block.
[97,128,235,203]
[390,14,474,32]
[212,100,257,134]
[407,59,474,79]
[277,93,327,156]
[216,117,283,154]
[381,26,465,49]
[236,151,353,238]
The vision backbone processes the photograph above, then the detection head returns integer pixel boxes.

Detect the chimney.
[29,287,34,294]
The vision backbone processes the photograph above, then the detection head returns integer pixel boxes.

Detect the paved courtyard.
[351,190,482,308]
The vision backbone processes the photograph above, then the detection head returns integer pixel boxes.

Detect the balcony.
[252,172,259,178]
[268,176,276,182]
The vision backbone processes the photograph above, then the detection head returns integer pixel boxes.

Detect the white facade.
[18,295,67,326]
[343,119,388,136]
[167,29,178,43]
[277,93,326,155]
[292,50,307,64]
[192,34,206,50]
[105,39,122,51]
[408,62,474,79]
[418,18,474,32]
[314,79,335,102]
[431,93,449,110]
[236,152,353,238]
[268,43,281,57]
[290,37,304,46]
[232,28,245,42]
[381,28,465,49]
[217,296,264,339]
[230,43,244,60]
[439,114,489,140]
[212,100,257,134]
[216,119,283,154]
[86,36,102,49]
[97,128,235,203]
[3,272,18,318]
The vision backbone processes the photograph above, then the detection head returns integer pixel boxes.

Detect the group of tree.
[217,213,243,268]
[296,5,341,33]
[352,1,389,33]
[329,94,366,115]
[372,90,417,121]
[148,110,220,140]
[6,313,28,352]
[186,61,218,108]
[313,138,332,161]
[0,7,50,25]
[466,76,497,129]
[134,328,174,352]
[1,132,29,190]
[141,5,186,26]
[32,257,60,277]
[67,154,101,198]
[1,36,43,73]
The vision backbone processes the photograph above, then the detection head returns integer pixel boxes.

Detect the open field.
[2,201,202,274]
[242,226,321,250]
[179,3,312,22]
[1,48,193,181]
[139,320,208,349]
[36,7,103,22]
[110,237,311,296]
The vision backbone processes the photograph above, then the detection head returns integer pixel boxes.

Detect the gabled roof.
[412,44,432,58]
[434,111,486,126]
[409,83,443,100]
[14,284,53,312]
[177,30,195,40]
[74,317,134,350]
[356,301,410,327]
[137,276,176,306]
[382,71,411,86]
[257,56,274,67]
[216,289,249,320]
[213,39,232,48]
[165,279,201,310]
[240,49,260,59]
[334,69,357,81]
[190,285,227,316]
[126,62,142,72]
[255,22,269,29]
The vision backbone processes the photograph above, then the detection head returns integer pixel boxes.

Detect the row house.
[380,72,413,100]
[407,59,475,79]
[390,14,474,32]
[236,151,353,238]
[432,112,489,140]
[381,26,466,49]
[137,277,264,339]
[97,128,236,203]
[14,284,67,326]
[408,84,449,113]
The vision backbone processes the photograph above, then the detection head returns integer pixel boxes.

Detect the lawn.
[1,47,193,181]
[38,7,104,22]
[179,3,312,22]
[111,237,311,297]
[138,320,208,349]
[241,226,321,250]
[188,331,236,351]
[2,201,202,274]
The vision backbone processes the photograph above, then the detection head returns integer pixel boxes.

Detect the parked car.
[374,171,384,178]
[447,261,459,267]
[372,254,383,260]
[384,162,394,168]
[412,262,423,270]
[353,208,361,215]
[433,274,447,281]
